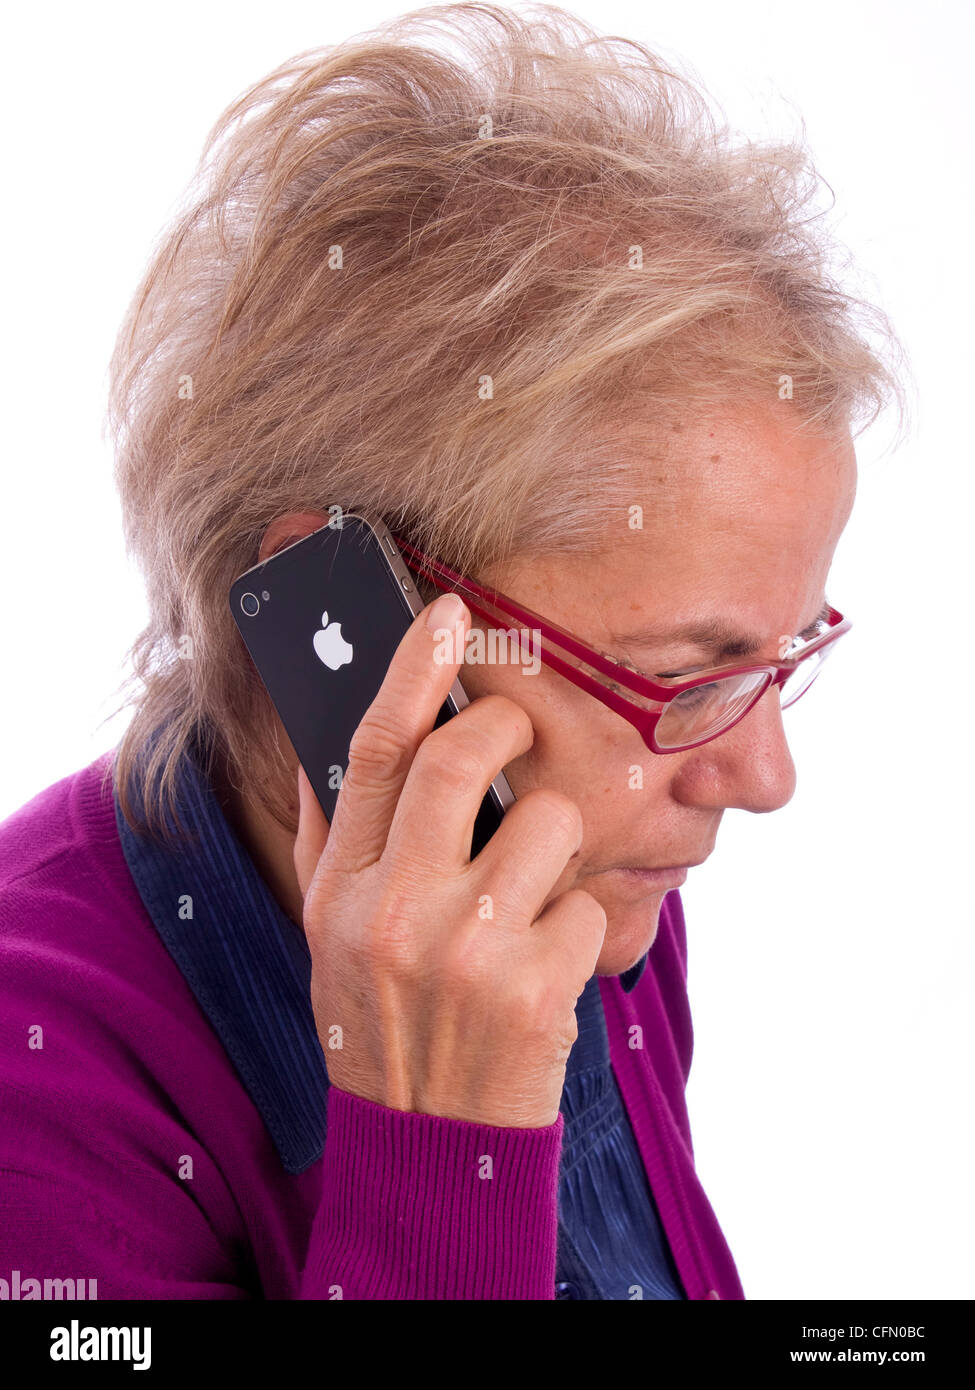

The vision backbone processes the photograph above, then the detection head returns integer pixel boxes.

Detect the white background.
[1,0,971,1299]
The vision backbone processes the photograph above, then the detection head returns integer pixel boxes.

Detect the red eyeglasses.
[393,535,851,755]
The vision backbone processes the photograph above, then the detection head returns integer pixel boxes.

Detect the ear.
[259,511,331,562]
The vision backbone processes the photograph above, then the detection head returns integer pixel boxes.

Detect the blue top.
[114,724,685,1299]
[556,971,686,1299]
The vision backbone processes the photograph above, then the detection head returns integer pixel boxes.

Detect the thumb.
[294,763,331,899]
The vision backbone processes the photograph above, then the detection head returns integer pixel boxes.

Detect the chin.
[593,898,664,977]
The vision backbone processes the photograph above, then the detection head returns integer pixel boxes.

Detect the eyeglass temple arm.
[392,534,653,691]
[393,535,849,698]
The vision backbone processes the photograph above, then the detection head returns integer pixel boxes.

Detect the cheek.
[490,669,653,822]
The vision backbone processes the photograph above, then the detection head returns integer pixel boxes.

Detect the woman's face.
[457,402,857,976]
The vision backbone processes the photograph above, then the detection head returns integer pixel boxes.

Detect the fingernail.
[426,592,467,633]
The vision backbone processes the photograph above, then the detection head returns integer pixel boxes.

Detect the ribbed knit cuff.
[300,1086,564,1300]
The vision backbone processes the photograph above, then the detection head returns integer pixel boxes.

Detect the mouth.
[604,855,710,887]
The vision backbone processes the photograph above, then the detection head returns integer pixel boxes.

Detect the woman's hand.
[293,592,607,1129]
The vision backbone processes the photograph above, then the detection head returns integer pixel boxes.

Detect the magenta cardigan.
[0,750,744,1299]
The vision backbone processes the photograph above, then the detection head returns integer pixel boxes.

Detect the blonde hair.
[106,0,909,843]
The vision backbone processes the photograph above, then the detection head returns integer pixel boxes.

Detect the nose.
[676,686,798,813]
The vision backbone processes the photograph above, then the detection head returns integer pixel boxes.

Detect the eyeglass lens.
[655,669,769,750]
[654,645,835,750]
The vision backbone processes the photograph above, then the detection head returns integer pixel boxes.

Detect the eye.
[651,665,700,680]
[599,649,690,682]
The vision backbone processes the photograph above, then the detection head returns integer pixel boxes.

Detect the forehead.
[618,403,857,534]
[501,402,857,645]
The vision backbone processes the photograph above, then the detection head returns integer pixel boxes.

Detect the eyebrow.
[609,599,832,661]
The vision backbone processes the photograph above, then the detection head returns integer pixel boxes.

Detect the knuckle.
[467,693,533,738]
[414,694,532,797]
[302,864,341,921]
[521,788,584,844]
[432,693,533,752]
[544,1002,579,1057]
[302,858,359,934]
[507,970,574,1039]
[414,734,487,798]
[363,889,421,968]
[346,713,412,784]
[438,933,487,993]
[560,887,607,928]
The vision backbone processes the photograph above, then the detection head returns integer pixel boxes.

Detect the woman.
[0,2,904,1300]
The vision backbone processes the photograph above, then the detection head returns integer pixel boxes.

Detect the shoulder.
[1,751,173,990]
[0,751,115,887]
[0,749,227,1075]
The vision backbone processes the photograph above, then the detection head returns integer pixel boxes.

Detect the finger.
[463,787,584,924]
[384,693,534,874]
[294,762,331,899]
[532,888,608,994]
[323,592,469,875]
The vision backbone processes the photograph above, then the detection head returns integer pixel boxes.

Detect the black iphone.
[228,508,514,857]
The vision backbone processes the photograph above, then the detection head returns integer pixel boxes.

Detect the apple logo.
[313,610,354,671]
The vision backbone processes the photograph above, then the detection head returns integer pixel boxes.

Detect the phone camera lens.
[240,592,260,617]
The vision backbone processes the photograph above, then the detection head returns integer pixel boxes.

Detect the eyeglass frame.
[392,534,851,755]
